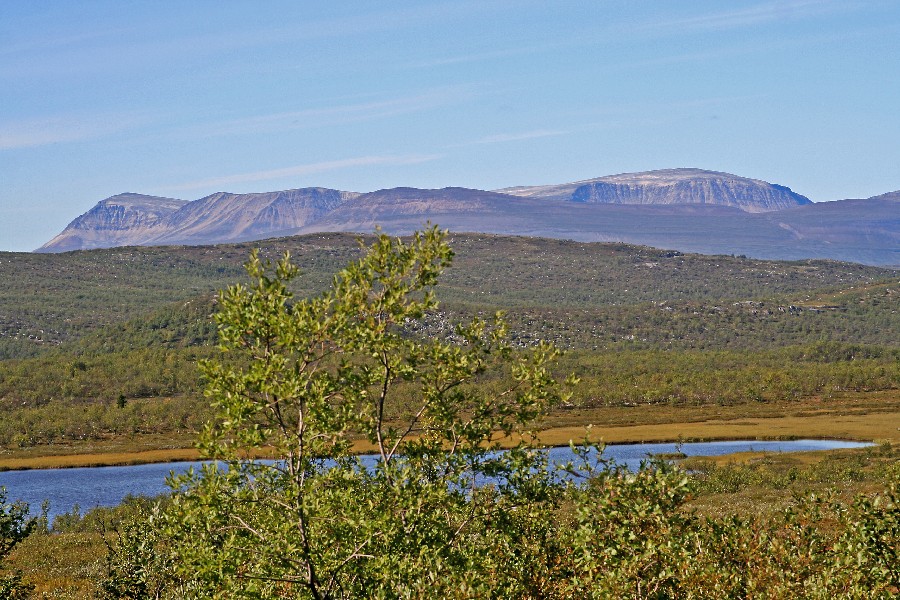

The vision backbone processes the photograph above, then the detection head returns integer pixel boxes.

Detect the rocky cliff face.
[37,188,357,252]
[145,187,359,246]
[499,169,812,212]
[38,194,188,252]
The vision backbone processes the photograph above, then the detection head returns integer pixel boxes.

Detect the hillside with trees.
[0,233,898,450]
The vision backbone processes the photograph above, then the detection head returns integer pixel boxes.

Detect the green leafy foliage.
[152,227,569,598]
[0,488,37,598]
[101,504,181,600]
[104,456,900,598]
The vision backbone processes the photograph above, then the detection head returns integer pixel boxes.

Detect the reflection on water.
[0,439,872,521]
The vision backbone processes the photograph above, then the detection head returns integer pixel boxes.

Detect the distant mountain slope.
[35,169,898,266]
[746,194,900,266]
[37,188,357,252]
[763,195,900,246]
[293,188,897,267]
[294,187,548,235]
[497,169,812,212]
[39,193,188,252]
[145,187,359,246]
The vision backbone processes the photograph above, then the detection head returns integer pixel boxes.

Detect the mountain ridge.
[36,169,899,266]
[40,193,188,251]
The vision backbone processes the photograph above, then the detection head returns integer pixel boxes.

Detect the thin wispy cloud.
[0,27,131,58]
[643,0,851,33]
[407,43,562,70]
[279,2,494,42]
[168,154,442,191]
[191,87,475,139]
[0,4,491,80]
[471,129,568,145]
[0,113,147,150]
[403,31,624,71]
[234,92,456,131]
[403,2,870,77]
[605,18,898,74]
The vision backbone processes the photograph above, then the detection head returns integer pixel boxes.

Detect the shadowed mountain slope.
[294,187,553,236]
[294,188,898,267]
[756,194,900,263]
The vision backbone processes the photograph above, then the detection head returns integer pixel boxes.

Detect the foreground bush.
[101,459,899,599]
[0,488,37,599]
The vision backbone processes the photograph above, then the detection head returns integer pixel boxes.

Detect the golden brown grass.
[532,409,900,448]
[7,532,107,599]
[531,390,900,446]
[1,391,897,471]
[0,432,196,461]
[0,447,205,471]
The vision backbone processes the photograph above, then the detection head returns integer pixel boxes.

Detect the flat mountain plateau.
[37,168,900,267]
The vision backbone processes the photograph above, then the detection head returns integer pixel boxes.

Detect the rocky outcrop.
[38,194,187,252]
[37,188,357,252]
[498,169,812,213]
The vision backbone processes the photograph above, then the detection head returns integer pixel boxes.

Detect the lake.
[0,439,872,522]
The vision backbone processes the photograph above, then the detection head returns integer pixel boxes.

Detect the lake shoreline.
[4,395,897,471]
[0,439,878,526]
[0,429,883,472]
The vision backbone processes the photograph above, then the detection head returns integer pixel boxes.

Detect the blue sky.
[2,1,898,251]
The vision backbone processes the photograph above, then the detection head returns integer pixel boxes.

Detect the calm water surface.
[0,439,871,521]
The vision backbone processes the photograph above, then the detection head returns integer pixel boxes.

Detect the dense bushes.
[93,456,899,599]
[0,342,896,446]
[0,397,212,447]
[560,460,899,598]
[565,346,900,407]
[1,234,897,449]
[0,488,37,598]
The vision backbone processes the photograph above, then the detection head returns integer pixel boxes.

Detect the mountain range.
[37,169,899,266]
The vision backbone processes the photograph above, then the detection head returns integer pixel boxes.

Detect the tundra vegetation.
[0,234,898,458]
[0,231,897,596]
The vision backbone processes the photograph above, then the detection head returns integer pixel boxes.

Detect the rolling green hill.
[3,232,896,356]
[0,232,897,448]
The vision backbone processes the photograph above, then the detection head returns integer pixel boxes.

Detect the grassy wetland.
[0,232,897,595]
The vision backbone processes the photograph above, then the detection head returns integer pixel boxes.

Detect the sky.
[1,1,899,252]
